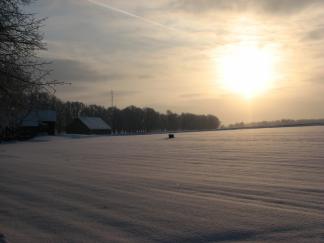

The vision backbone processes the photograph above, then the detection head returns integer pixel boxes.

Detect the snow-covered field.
[1,127,324,243]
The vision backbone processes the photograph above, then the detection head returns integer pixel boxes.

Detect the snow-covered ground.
[0,127,324,243]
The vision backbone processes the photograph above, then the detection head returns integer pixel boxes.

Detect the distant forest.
[225,119,324,130]
[36,93,221,133]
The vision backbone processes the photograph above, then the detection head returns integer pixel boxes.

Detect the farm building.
[20,110,57,138]
[66,117,111,135]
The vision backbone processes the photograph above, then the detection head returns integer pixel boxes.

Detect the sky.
[29,0,324,124]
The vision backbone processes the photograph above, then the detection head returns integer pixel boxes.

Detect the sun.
[216,43,280,99]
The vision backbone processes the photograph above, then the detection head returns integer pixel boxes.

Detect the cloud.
[257,0,322,14]
[86,0,175,31]
[102,90,141,97]
[304,28,324,41]
[180,93,205,99]
[138,74,154,80]
[62,89,141,103]
[169,0,323,15]
[49,58,125,83]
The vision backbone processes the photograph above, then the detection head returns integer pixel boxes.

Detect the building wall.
[39,122,56,135]
[66,119,91,134]
[66,119,111,135]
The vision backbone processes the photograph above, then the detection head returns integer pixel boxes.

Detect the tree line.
[225,119,324,130]
[36,93,221,134]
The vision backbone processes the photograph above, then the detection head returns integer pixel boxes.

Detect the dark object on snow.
[168,133,175,139]
[66,117,111,135]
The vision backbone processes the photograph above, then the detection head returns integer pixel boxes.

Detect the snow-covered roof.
[38,110,56,122]
[22,112,39,127]
[21,110,57,127]
[79,117,111,130]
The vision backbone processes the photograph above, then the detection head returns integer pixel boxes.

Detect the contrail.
[86,0,176,32]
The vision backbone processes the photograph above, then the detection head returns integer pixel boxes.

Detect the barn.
[66,117,111,135]
[20,110,57,138]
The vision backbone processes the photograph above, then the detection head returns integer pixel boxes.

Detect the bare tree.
[0,0,59,135]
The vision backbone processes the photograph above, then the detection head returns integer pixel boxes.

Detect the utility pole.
[110,90,115,134]
[111,90,114,108]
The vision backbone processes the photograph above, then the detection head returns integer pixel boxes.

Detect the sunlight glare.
[216,43,280,99]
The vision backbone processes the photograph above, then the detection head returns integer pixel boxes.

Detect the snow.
[0,126,324,243]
